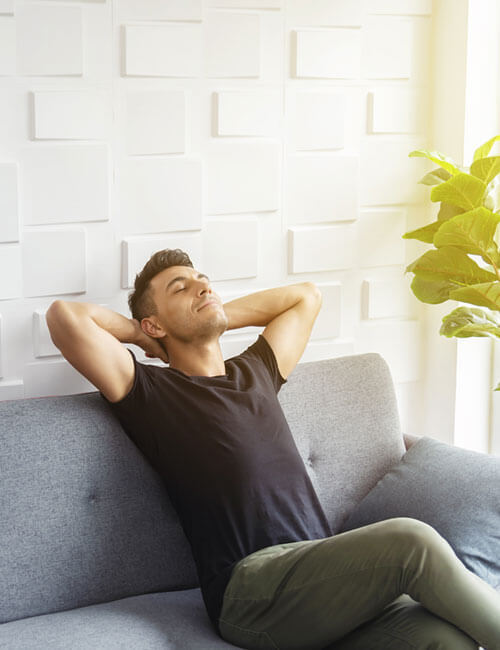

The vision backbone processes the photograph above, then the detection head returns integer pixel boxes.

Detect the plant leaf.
[432,207,500,267]
[470,156,500,185]
[449,282,500,311]
[405,246,497,285]
[403,221,442,243]
[440,306,500,338]
[409,274,459,304]
[430,173,487,211]
[437,202,465,221]
[419,167,452,186]
[409,149,461,175]
[473,135,500,162]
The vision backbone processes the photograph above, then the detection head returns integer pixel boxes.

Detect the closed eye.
[175,288,185,292]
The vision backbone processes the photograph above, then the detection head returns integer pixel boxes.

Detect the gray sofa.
[0,351,420,649]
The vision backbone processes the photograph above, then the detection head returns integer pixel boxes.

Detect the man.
[46,248,500,650]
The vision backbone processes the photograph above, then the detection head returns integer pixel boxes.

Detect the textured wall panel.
[23,359,95,398]
[203,220,258,281]
[362,278,412,319]
[362,17,412,79]
[301,339,355,363]
[368,0,432,15]
[292,92,344,151]
[287,155,358,224]
[207,0,282,10]
[0,1,14,14]
[0,380,24,401]
[33,91,112,140]
[360,138,427,205]
[122,234,203,289]
[206,142,280,214]
[17,5,83,76]
[216,90,281,136]
[289,224,356,273]
[0,244,22,300]
[355,320,420,383]
[358,209,406,267]
[368,88,421,134]
[295,29,361,79]
[288,0,362,26]
[311,283,341,340]
[126,90,185,155]
[0,17,15,75]
[124,24,202,77]
[116,0,202,21]
[33,309,63,358]
[22,229,86,298]
[0,163,18,242]
[22,145,110,225]
[120,158,202,235]
[205,12,260,78]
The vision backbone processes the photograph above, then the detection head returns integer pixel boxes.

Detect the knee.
[378,517,449,551]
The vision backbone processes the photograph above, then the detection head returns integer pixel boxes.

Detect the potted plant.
[403,134,500,390]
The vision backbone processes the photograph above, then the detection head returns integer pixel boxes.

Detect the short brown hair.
[127,248,193,323]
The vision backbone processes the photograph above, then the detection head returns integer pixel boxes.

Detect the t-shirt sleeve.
[243,333,288,393]
[99,347,160,472]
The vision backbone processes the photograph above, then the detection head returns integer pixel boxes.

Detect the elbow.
[302,282,323,305]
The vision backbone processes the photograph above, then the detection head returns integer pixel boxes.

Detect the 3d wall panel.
[0,0,432,429]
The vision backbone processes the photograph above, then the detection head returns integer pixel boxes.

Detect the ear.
[141,316,167,339]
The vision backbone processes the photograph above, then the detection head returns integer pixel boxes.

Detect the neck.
[166,338,226,377]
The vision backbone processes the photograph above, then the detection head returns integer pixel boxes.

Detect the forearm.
[48,300,141,345]
[222,282,318,331]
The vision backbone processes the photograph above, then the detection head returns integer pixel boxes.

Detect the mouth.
[198,300,218,311]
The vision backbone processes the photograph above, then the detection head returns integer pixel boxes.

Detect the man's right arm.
[45,301,168,403]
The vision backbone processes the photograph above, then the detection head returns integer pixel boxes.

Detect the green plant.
[403,135,500,390]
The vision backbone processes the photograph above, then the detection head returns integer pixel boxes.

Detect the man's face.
[146,265,228,344]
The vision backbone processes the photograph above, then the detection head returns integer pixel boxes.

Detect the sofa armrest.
[403,432,422,450]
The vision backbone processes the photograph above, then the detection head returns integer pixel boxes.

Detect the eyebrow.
[165,273,209,292]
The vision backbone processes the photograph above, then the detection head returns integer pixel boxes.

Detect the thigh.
[328,595,479,650]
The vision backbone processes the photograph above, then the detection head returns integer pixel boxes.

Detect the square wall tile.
[22,229,86,298]
[0,1,14,14]
[362,16,412,79]
[216,90,281,136]
[0,244,22,300]
[116,0,202,21]
[122,234,203,289]
[33,91,112,140]
[288,224,356,273]
[17,5,83,76]
[125,90,185,155]
[292,92,345,151]
[362,277,412,319]
[286,155,358,224]
[33,309,62,357]
[120,158,202,235]
[312,282,341,340]
[203,220,258,280]
[0,17,15,75]
[206,142,280,214]
[368,0,432,15]
[288,0,362,26]
[295,29,361,79]
[124,24,202,77]
[21,145,110,225]
[368,88,422,134]
[0,380,24,401]
[23,359,95,398]
[360,138,429,205]
[0,163,19,242]
[205,12,260,78]
[358,210,406,268]
[208,0,281,6]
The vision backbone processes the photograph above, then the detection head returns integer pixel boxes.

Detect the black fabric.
[100,334,332,636]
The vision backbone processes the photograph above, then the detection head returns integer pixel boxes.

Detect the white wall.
[0,0,435,438]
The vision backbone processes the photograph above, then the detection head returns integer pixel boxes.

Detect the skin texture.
[138,265,230,378]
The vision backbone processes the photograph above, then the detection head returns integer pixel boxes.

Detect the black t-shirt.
[99,334,332,636]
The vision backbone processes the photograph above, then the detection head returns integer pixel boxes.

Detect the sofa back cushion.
[0,352,404,623]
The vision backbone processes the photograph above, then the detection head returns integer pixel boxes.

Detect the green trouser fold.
[218,518,500,650]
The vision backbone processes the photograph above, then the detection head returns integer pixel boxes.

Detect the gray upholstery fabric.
[0,351,405,643]
[341,435,500,592]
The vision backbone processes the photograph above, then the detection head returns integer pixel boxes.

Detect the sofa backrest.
[0,352,405,624]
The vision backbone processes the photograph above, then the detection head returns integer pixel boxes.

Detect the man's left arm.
[222,282,322,380]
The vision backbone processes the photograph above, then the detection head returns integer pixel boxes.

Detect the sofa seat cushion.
[340,436,500,592]
[0,589,234,650]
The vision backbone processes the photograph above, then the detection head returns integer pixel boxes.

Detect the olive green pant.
[218,518,500,650]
